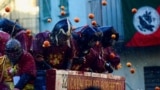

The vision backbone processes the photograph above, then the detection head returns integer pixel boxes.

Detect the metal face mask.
[50,18,72,46]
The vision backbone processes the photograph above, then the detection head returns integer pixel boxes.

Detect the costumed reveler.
[71,25,102,71]
[4,38,36,90]
[85,26,121,73]
[0,30,11,90]
[98,26,120,72]
[0,18,33,53]
[32,18,74,90]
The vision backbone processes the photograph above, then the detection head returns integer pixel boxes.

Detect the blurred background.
[0,0,160,90]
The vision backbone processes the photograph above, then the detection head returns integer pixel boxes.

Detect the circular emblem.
[133,6,160,35]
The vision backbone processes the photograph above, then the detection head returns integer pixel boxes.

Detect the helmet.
[5,38,23,65]
[50,18,72,46]
[98,26,119,47]
[0,18,24,36]
[75,25,102,48]
[73,25,102,57]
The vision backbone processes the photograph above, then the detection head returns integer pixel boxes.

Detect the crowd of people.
[0,18,120,90]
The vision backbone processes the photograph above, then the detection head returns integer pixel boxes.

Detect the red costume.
[32,31,74,70]
[15,30,33,52]
[72,26,120,73]
[71,25,102,71]
[0,31,10,56]
[32,18,73,90]
[16,50,36,77]
[5,38,36,90]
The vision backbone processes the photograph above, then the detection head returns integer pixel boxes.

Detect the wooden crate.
[46,69,125,90]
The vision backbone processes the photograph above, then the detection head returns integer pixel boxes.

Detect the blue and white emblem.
[133,6,160,35]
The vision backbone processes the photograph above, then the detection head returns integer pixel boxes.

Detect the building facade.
[1,0,160,90]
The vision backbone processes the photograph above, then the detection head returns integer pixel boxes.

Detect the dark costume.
[15,30,33,53]
[32,18,74,90]
[71,25,102,70]
[98,26,120,71]
[86,46,120,73]
[76,26,120,73]
[32,31,74,70]
[5,38,36,90]
[98,26,119,48]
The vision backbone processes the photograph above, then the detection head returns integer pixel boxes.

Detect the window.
[144,66,160,90]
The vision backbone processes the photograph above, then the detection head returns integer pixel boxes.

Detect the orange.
[5,7,11,12]
[43,40,51,47]
[60,6,65,10]
[74,17,80,23]
[47,18,52,23]
[132,8,137,13]
[88,13,94,19]
[91,20,97,26]
[130,68,135,74]
[102,0,107,6]
[111,34,116,39]
[109,52,115,59]
[61,11,66,16]
[126,62,132,67]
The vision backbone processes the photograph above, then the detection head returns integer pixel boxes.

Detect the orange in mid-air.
[61,11,66,16]
[74,17,80,23]
[111,34,116,39]
[130,68,135,74]
[116,63,122,70]
[60,6,65,10]
[26,29,32,36]
[43,40,51,47]
[126,62,132,67]
[102,0,107,6]
[132,8,137,13]
[155,86,160,90]
[88,13,94,19]
[47,18,52,23]
[5,7,11,12]
[109,52,116,59]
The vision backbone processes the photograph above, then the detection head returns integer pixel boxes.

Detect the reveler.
[71,25,102,71]
[32,18,74,90]
[98,26,120,73]
[0,18,33,53]
[5,38,36,90]
[75,26,120,73]
[85,26,121,73]
[0,30,11,90]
